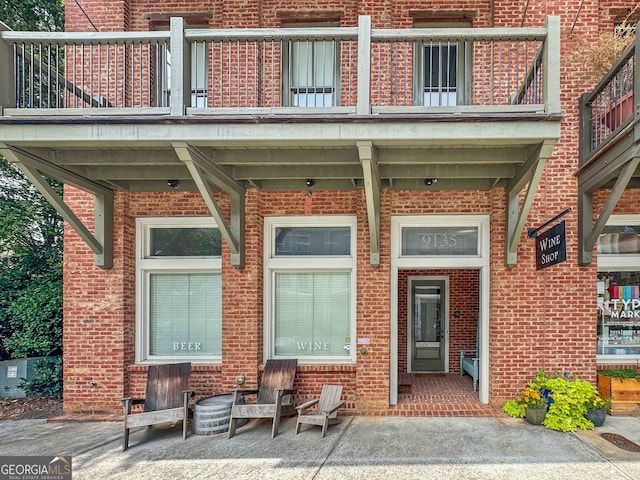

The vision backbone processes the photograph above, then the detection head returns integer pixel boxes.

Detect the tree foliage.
[0,1,64,363]
[0,0,64,32]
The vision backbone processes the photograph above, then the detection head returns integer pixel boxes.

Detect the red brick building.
[0,0,638,416]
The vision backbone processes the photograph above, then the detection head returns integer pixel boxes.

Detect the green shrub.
[503,369,602,432]
[542,376,597,432]
[20,357,62,399]
[598,368,640,379]
[502,399,525,418]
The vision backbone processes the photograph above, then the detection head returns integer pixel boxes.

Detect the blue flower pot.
[585,408,607,427]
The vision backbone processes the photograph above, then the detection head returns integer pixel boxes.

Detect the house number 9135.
[421,233,457,248]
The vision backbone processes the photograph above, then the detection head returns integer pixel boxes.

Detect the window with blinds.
[282,34,340,107]
[149,273,222,356]
[136,217,222,362]
[274,272,350,356]
[265,216,356,363]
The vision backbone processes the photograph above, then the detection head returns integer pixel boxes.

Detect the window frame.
[136,217,222,363]
[264,216,357,363]
[158,42,208,108]
[412,21,472,107]
[281,23,341,108]
[597,214,640,364]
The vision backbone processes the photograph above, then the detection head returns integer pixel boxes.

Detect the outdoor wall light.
[424,178,437,186]
[305,178,316,188]
[167,179,180,189]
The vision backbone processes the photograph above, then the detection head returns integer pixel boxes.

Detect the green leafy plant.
[0,397,10,406]
[503,369,603,432]
[587,395,612,412]
[598,368,640,380]
[502,399,525,418]
[540,375,598,432]
[19,357,62,399]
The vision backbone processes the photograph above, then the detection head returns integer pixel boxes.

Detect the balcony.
[577,31,640,265]
[0,16,561,269]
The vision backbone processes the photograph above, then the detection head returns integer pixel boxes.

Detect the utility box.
[0,356,57,398]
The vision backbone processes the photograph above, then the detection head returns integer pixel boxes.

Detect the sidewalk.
[1,414,640,479]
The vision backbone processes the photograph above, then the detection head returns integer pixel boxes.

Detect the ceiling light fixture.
[305,178,316,188]
[167,179,180,189]
[424,178,437,186]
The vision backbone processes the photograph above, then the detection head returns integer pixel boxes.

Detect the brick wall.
[397,270,479,375]
[61,0,631,414]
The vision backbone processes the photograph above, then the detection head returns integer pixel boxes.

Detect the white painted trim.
[390,214,490,405]
[263,215,357,364]
[135,216,222,364]
[407,276,449,373]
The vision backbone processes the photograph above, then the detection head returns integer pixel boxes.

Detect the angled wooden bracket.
[358,141,380,267]
[172,142,245,268]
[505,140,555,267]
[0,144,114,269]
[578,154,640,265]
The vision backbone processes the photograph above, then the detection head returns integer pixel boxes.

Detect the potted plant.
[584,395,612,427]
[597,367,640,414]
[503,369,602,431]
[518,386,548,425]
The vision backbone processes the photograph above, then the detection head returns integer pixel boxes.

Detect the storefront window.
[149,273,221,356]
[265,216,356,362]
[597,216,640,360]
[137,217,222,362]
[274,272,350,356]
[597,271,640,356]
[598,225,640,254]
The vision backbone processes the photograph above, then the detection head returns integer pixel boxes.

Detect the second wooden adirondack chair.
[121,363,193,451]
[227,359,297,438]
[295,384,345,437]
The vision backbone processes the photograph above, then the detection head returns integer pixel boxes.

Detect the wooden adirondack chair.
[121,363,194,451]
[227,359,297,438]
[295,384,345,438]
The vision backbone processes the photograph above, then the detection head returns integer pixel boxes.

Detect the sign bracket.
[527,207,572,239]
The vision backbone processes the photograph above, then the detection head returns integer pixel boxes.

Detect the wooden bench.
[460,350,479,392]
[460,315,479,393]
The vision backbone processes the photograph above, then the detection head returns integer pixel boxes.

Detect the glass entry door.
[409,278,447,372]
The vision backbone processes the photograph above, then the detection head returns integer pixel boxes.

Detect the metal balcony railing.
[579,32,640,166]
[0,16,560,117]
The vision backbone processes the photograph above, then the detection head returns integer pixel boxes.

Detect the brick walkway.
[385,373,500,417]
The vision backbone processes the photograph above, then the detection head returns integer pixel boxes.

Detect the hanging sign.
[535,220,567,270]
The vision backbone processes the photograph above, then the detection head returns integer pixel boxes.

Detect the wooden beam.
[1,144,114,269]
[356,16,371,115]
[578,155,640,265]
[172,143,245,195]
[504,141,554,267]
[173,143,245,268]
[0,145,112,195]
[358,141,380,267]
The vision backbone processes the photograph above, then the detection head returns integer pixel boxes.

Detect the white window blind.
[149,273,222,356]
[274,272,350,357]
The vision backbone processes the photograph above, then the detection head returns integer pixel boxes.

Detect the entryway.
[390,215,490,406]
[408,277,448,373]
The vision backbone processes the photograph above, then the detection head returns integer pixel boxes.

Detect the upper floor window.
[413,21,471,106]
[148,14,211,108]
[281,24,340,107]
[160,42,208,108]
